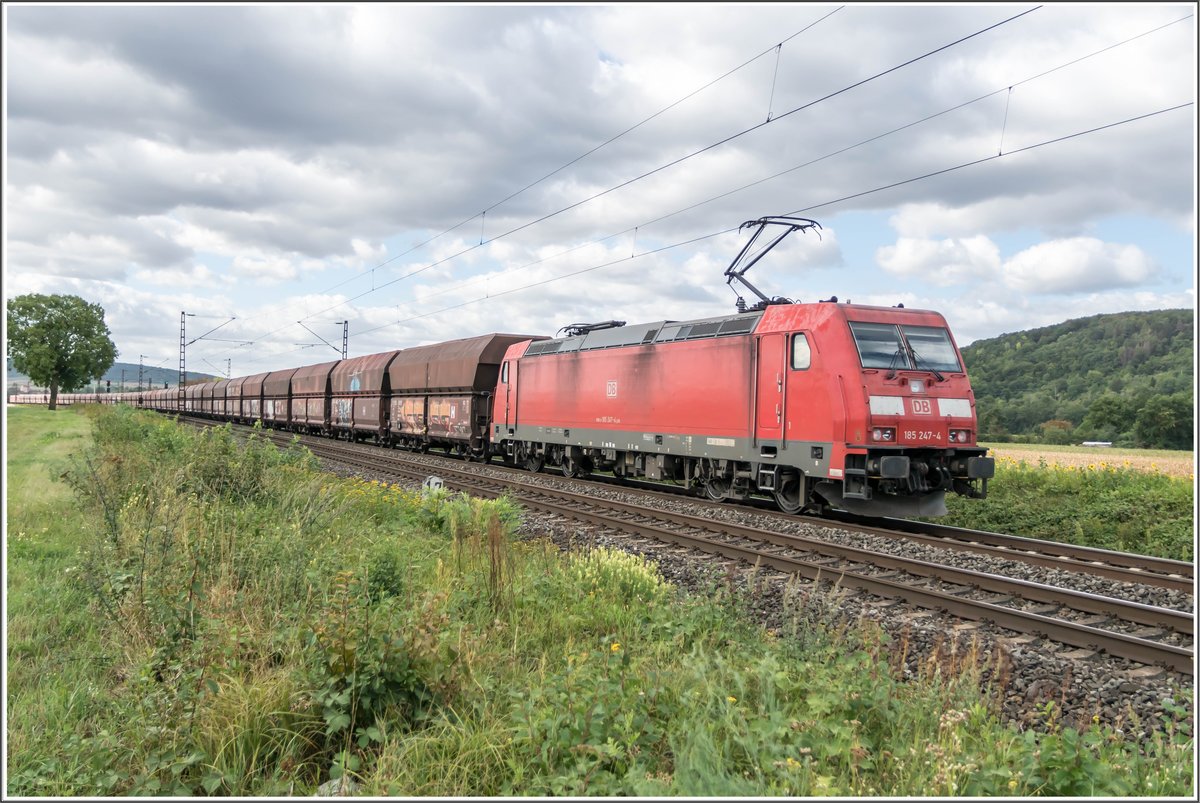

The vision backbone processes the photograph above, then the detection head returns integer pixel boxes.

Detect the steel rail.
[821,512,1194,585]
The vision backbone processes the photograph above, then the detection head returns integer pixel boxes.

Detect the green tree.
[6,293,118,410]
[1078,393,1133,442]
[1038,418,1075,445]
[1134,392,1194,450]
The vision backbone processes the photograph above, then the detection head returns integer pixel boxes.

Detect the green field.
[5,406,1194,796]
[939,443,1194,561]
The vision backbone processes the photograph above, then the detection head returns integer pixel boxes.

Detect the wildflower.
[727,695,737,703]
[610,642,621,653]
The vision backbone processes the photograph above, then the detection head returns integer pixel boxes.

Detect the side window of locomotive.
[791,333,811,370]
[849,322,909,369]
[501,362,509,384]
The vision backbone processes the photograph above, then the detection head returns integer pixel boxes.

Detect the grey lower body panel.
[502,423,832,477]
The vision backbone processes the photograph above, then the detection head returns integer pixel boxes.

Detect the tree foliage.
[962,309,1194,449]
[7,293,118,409]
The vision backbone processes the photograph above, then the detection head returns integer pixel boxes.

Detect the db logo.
[910,398,933,415]
[606,380,618,398]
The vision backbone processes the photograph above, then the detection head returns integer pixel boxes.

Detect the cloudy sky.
[3,3,1196,379]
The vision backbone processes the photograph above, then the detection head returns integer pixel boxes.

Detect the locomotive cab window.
[899,325,962,372]
[501,362,509,384]
[850,322,907,369]
[791,333,811,370]
[849,321,962,373]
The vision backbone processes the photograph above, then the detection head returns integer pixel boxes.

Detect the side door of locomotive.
[502,359,517,431]
[755,333,786,443]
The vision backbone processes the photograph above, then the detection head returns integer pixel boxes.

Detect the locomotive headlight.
[872,427,896,442]
[949,429,971,443]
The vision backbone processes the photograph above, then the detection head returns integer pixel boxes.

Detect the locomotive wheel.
[773,474,805,515]
[561,456,591,479]
[516,442,544,473]
[703,478,729,502]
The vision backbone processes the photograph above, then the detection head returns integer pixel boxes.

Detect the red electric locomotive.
[490,217,994,518]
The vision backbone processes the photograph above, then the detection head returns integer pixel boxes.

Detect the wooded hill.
[961,309,1194,449]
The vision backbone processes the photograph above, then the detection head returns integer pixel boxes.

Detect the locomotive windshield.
[849,322,962,373]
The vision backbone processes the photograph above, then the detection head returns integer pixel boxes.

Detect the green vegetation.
[962,309,1193,449]
[940,455,1194,562]
[6,406,1194,796]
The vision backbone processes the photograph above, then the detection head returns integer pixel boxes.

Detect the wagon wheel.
[773,472,806,515]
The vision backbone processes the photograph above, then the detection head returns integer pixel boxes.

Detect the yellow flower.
[610,642,621,653]
[727,695,737,703]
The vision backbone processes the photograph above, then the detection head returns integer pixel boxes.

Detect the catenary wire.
[182,98,1187,369]
[339,102,1191,341]
[226,7,846,342]
[276,5,1041,330]
[222,4,1037,359]
[211,8,1191,369]
[294,12,1192,338]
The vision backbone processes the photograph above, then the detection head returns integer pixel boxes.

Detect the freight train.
[13,217,995,517]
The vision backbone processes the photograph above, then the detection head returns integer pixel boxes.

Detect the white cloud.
[876,235,1001,286]
[232,254,298,284]
[131,263,224,289]
[1001,237,1158,294]
[946,288,1194,346]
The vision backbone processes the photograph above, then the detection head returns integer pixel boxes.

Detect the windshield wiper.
[885,347,908,380]
[909,349,945,382]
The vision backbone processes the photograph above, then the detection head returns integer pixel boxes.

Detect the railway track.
[822,512,1193,593]
[182,416,1196,675]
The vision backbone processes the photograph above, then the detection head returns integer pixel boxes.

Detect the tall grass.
[941,455,1194,561]
[6,405,1194,796]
